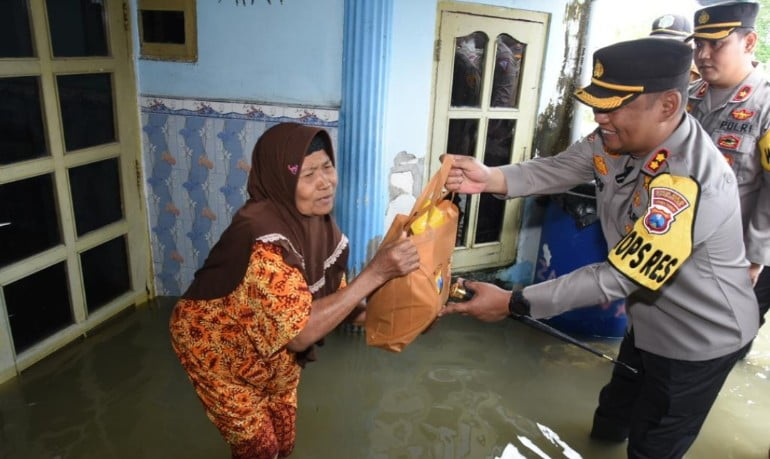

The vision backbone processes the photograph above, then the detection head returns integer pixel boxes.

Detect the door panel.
[430,5,547,271]
[0,0,148,382]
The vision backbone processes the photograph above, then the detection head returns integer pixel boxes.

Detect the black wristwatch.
[508,289,531,318]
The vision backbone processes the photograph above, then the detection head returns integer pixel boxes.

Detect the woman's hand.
[441,154,508,195]
[366,233,420,284]
[440,279,511,322]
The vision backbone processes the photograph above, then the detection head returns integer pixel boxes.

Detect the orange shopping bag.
[365,158,459,352]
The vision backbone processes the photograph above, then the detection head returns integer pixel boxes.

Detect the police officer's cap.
[574,38,693,111]
[690,1,759,40]
[650,14,692,39]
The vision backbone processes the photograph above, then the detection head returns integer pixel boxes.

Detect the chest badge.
[731,108,755,121]
[593,155,608,175]
[718,134,741,150]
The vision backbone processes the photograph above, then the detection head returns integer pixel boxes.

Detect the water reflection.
[0,299,767,458]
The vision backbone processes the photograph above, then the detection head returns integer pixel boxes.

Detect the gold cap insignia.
[698,11,710,25]
[593,60,604,78]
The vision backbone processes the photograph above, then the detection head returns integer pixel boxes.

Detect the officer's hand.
[440,279,511,322]
[440,154,507,195]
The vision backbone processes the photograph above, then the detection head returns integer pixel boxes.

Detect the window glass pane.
[446,119,478,157]
[46,0,108,57]
[0,77,48,165]
[0,0,34,58]
[5,262,73,353]
[57,73,116,151]
[490,35,526,109]
[451,31,487,108]
[141,10,185,44]
[69,158,123,236]
[81,236,130,313]
[446,119,479,247]
[475,120,516,244]
[0,174,61,267]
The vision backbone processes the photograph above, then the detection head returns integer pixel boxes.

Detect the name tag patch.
[608,174,699,290]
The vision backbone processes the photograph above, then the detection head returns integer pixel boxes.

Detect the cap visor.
[573,85,638,111]
[689,28,734,40]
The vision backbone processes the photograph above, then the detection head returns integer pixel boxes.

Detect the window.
[138,0,197,62]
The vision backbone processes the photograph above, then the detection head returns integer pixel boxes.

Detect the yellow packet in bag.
[410,201,447,235]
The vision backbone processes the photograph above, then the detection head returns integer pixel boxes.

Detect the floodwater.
[0,296,768,459]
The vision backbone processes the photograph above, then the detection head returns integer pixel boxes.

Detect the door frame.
[428,1,548,272]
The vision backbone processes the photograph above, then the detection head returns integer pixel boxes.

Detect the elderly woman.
[169,123,418,458]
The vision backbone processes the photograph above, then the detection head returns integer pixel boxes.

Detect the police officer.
[441,37,758,459]
[687,1,770,355]
[649,13,700,82]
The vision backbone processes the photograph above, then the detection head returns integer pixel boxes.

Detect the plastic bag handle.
[404,158,454,227]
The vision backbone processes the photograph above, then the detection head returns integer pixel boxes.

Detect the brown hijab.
[182,122,349,302]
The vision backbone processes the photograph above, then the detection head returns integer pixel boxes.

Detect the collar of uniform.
[638,113,693,173]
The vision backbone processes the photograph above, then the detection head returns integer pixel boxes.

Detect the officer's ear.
[658,89,682,119]
[743,30,758,54]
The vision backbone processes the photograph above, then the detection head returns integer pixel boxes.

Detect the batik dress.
[170,241,331,457]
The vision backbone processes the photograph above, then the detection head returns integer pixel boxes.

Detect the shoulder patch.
[731,85,752,102]
[608,174,699,291]
[760,130,770,171]
[731,108,755,121]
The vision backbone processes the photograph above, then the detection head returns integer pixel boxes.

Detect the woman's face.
[295,149,338,216]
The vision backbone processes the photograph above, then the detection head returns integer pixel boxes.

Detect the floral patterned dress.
[170,241,320,458]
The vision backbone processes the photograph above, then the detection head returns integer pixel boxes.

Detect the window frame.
[138,0,197,62]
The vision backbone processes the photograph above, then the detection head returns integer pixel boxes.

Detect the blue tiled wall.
[140,96,338,295]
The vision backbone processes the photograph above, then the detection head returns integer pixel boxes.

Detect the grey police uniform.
[500,114,759,361]
[688,68,770,267]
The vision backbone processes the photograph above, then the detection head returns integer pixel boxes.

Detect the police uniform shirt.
[688,67,770,266]
[502,114,759,361]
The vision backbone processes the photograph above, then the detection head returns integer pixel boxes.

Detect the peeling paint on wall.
[533,0,591,158]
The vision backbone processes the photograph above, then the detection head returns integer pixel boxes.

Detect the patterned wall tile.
[140,96,339,295]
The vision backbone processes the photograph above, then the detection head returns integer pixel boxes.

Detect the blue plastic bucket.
[534,193,627,338]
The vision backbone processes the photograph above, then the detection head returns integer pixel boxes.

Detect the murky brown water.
[1,297,768,458]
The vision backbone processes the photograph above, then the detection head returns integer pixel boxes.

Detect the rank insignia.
[643,186,691,235]
[732,86,752,102]
[698,11,709,24]
[717,134,741,150]
[624,223,633,234]
[723,154,734,166]
[633,191,641,208]
[693,82,708,99]
[731,108,755,121]
[593,155,608,175]
[686,103,693,113]
[643,149,669,174]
